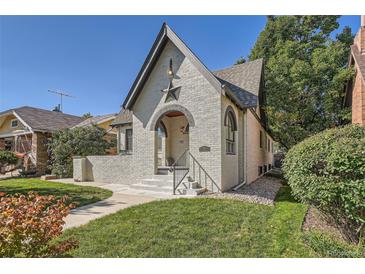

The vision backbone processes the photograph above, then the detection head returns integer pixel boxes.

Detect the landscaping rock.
[202,176,282,205]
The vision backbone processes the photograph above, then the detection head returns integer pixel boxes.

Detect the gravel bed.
[202,176,283,205]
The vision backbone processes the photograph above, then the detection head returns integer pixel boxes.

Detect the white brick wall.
[221,96,240,190]
[246,110,274,184]
[132,40,222,187]
[73,39,273,192]
[73,155,135,184]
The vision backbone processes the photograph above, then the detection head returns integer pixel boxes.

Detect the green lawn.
[0,178,112,207]
[61,186,316,257]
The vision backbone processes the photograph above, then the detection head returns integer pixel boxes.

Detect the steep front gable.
[123,23,223,110]
[122,23,262,112]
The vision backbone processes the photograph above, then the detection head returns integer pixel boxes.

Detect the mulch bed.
[302,206,347,242]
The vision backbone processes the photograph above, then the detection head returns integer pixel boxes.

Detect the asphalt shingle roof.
[111,108,133,126]
[213,59,263,108]
[73,113,117,128]
[0,106,84,132]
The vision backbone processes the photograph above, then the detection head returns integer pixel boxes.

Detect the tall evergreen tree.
[247,16,354,149]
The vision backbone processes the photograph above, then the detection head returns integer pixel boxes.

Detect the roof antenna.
[47,89,75,112]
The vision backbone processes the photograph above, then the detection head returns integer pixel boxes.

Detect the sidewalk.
[63,192,157,229]
[51,179,159,229]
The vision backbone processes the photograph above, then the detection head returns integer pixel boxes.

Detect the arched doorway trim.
[149,104,195,131]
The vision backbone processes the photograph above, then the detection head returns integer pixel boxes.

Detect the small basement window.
[258,166,263,176]
[11,119,18,128]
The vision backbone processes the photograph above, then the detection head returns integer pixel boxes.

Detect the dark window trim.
[259,130,263,148]
[125,128,133,153]
[225,107,237,155]
[10,119,18,128]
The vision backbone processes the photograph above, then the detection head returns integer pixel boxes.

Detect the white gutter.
[0,130,33,138]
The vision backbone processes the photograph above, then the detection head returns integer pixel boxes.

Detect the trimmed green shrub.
[0,151,18,170]
[48,126,111,178]
[283,125,365,242]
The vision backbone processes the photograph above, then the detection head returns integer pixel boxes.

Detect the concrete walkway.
[51,179,167,229]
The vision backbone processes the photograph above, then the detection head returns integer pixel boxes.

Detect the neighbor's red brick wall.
[31,132,49,175]
[352,22,365,125]
[354,26,365,54]
[351,70,365,125]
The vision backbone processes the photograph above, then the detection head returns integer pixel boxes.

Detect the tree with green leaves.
[246,16,354,149]
[48,126,111,177]
[82,112,93,119]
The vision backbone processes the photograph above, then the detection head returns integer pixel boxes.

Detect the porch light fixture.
[161,58,181,102]
[167,58,174,80]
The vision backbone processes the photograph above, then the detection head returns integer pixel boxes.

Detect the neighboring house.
[344,16,365,124]
[0,106,84,174]
[74,23,274,194]
[73,113,118,155]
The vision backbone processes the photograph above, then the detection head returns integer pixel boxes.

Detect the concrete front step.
[129,182,206,196]
[149,174,173,180]
[129,183,179,194]
[140,178,200,188]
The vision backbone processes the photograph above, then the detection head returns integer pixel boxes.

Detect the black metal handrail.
[171,149,221,194]
[172,149,189,195]
[188,152,221,193]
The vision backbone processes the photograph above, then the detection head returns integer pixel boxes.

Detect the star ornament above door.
[161,58,181,102]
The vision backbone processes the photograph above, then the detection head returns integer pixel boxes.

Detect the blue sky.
[0,16,360,116]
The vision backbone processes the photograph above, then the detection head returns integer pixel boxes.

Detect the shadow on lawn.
[275,186,300,204]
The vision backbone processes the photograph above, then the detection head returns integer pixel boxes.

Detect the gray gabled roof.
[111,108,133,126]
[0,106,84,132]
[73,113,117,128]
[122,23,263,111]
[213,59,263,108]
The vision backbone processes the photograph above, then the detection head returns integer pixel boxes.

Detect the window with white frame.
[11,119,18,128]
[224,107,237,155]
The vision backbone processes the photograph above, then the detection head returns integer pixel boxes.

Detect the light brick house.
[0,106,84,174]
[74,23,274,194]
[344,16,365,124]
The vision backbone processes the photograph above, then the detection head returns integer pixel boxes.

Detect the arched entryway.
[151,104,194,174]
[152,108,192,174]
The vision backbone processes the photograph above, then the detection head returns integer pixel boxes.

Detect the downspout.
[244,109,248,184]
[233,108,248,191]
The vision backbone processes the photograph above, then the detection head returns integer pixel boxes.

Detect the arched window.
[156,121,167,152]
[224,106,237,154]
